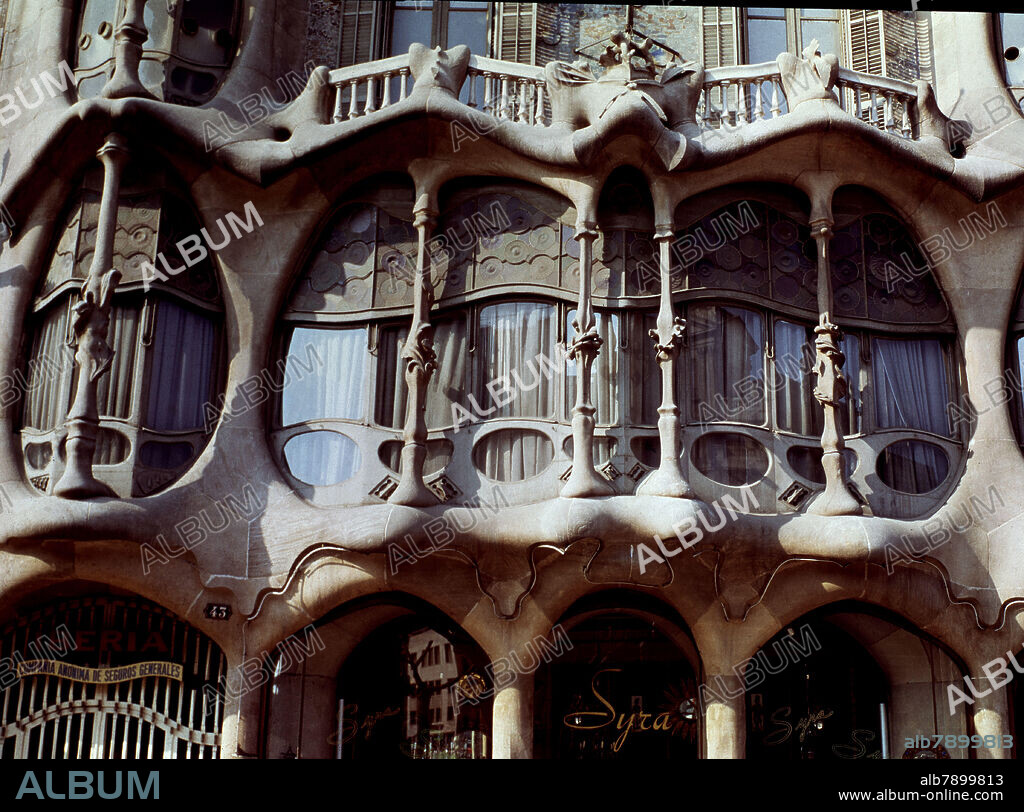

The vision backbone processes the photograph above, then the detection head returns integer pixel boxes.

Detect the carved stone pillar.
[492,673,534,759]
[389,208,438,506]
[808,217,860,516]
[967,672,1011,760]
[53,134,130,499]
[703,672,745,759]
[561,221,613,499]
[102,0,156,100]
[637,224,692,497]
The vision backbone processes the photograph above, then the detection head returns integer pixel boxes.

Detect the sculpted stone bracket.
[777,39,839,109]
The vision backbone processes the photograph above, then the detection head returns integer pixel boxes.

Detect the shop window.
[337,617,491,759]
[746,620,888,760]
[533,613,699,760]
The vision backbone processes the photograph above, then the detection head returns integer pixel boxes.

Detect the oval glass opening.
[691,432,769,486]
[472,429,553,482]
[139,441,195,470]
[630,436,660,468]
[876,440,949,494]
[378,439,454,476]
[284,431,362,486]
[563,436,617,466]
[93,429,130,466]
[787,445,857,484]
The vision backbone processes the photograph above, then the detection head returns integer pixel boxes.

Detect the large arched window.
[19,163,226,497]
[665,187,960,518]
[74,0,240,103]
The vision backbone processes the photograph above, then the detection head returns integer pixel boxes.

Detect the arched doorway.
[331,603,492,759]
[744,604,969,760]
[533,594,701,759]
[0,590,227,759]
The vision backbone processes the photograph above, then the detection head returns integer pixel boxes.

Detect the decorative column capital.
[573,221,598,241]
[653,223,674,242]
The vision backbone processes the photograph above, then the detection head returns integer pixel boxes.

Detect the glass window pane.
[801,9,839,19]
[146,299,218,431]
[447,8,488,55]
[872,337,950,436]
[800,19,838,56]
[476,302,556,419]
[877,439,949,494]
[1001,13,1024,85]
[689,305,766,425]
[748,18,787,62]
[773,320,821,436]
[281,327,366,425]
[748,8,786,18]
[284,430,362,486]
[391,2,434,55]
[376,318,468,430]
[24,303,74,431]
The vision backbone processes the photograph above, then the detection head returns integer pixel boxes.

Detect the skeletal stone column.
[389,208,438,506]
[703,672,745,759]
[54,134,129,499]
[561,220,613,499]
[102,0,156,100]
[808,217,860,516]
[492,673,534,759]
[637,224,692,498]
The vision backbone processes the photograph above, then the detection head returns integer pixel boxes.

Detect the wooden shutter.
[701,6,739,68]
[339,1,381,67]
[845,9,884,75]
[492,3,536,64]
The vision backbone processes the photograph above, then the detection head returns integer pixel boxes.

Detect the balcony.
[326,49,922,140]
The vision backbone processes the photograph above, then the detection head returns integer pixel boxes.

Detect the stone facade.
[0,3,1024,761]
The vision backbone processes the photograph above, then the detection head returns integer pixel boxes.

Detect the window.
[74,0,240,103]
[20,169,225,498]
[999,13,1024,88]
[338,1,490,66]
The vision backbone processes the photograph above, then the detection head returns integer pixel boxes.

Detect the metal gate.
[0,595,226,759]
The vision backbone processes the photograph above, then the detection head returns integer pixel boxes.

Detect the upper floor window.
[701,7,930,82]
[338,1,490,66]
[999,13,1024,90]
[75,0,240,103]
[19,164,225,497]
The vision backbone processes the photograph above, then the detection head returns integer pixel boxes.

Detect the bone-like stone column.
[561,220,613,499]
[389,207,438,506]
[53,134,129,499]
[967,672,1011,759]
[808,216,861,516]
[703,672,745,758]
[101,0,156,100]
[637,223,692,497]
[492,674,534,759]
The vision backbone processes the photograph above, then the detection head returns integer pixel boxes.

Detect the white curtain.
[377,317,469,430]
[96,303,141,421]
[878,440,949,496]
[635,312,662,425]
[283,430,362,487]
[146,299,217,431]
[476,302,556,418]
[281,326,367,426]
[473,429,554,482]
[689,305,765,425]
[773,320,820,436]
[566,310,620,425]
[474,302,557,481]
[24,301,73,430]
[872,337,949,436]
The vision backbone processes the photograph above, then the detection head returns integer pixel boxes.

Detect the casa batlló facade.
[0,1,1024,763]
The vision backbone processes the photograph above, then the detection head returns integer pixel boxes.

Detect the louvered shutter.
[702,6,739,68]
[881,11,931,83]
[339,1,381,67]
[845,9,884,75]
[492,3,536,64]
